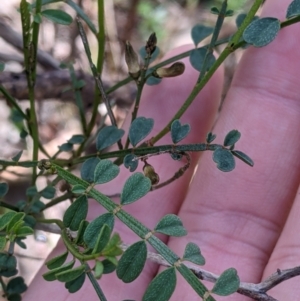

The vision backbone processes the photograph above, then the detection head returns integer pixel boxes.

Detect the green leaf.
[15,226,34,237]
[56,264,86,282]
[102,258,117,274]
[213,148,235,172]
[170,120,190,144]
[59,143,73,152]
[191,24,213,46]
[7,213,25,233]
[94,260,104,279]
[210,7,220,15]
[43,260,75,281]
[0,236,7,251]
[15,238,26,249]
[68,134,85,144]
[189,48,215,72]
[142,267,176,301]
[206,132,216,143]
[74,220,89,245]
[120,173,151,205]
[235,14,259,28]
[129,117,154,147]
[71,184,86,194]
[212,268,240,296]
[96,126,125,151]
[94,160,120,184]
[287,0,300,18]
[154,214,187,237]
[0,183,9,197]
[81,157,100,183]
[11,151,23,162]
[92,224,111,254]
[183,243,205,265]
[6,277,27,295]
[63,195,88,231]
[0,212,16,231]
[243,17,280,47]
[123,154,139,172]
[0,253,17,273]
[29,200,45,213]
[83,213,114,249]
[223,130,241,147]
[46,251,69,270]
[41,186,56,199]
[231,150,254,167]
[225,9,234,17]
[41,9,73,25]
[65,272,86,293]
[116,241,147,283]
[102,233,123,256]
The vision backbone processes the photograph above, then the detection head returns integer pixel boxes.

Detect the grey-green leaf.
[154,214,187,237]
[223,130,241,146]
[56,265,86,282]
[41,186,56,199]
[191,24,213,46]
[63,195,88,231]
[83,213,114,249]
[206,132,216,143]
[6,277,27,295]
[189,48,215,72]
[231,150,254,167]
[68,134,85,144]
[212,268,240,296]
[121,173,151,205]
[94,160,120,184]
[81,157,100,183]
[71,184,86,194]
[129,117,154,147]
[123,154,139,172]
[171,120,190,144]
[142,267,176,301]
[0,183,8,197]
[46,251,69,270]
[213,148,235,172]
[96,126,125,151]
[116,241,147,283]
[58,143,73,152]
[243,17,280,47]
[287,0,300,18]
[183,242,205,265]
[41,9,73,25]
[65,272,86,293]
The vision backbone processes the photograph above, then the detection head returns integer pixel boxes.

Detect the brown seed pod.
[125,41,140,79]
[143,163,160,185]
[153,62,185,78]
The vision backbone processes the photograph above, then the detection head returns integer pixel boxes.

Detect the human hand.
[23,0,300,300]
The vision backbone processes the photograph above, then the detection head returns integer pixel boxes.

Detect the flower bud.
[143,163,160,185]
[145,32,157,55]
[125,41,140,79]
[153,62,185,78]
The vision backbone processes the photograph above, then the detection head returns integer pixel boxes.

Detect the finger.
[262,185,300,300]
[23,45,224,301]
[166,1,300,300]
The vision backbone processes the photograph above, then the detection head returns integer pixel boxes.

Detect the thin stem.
[86,263,107,301]
[0,201,20,212]
[35,218,64,230]
[42,192,74,211]
[198,0,227,83]
[97,0,105,75]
